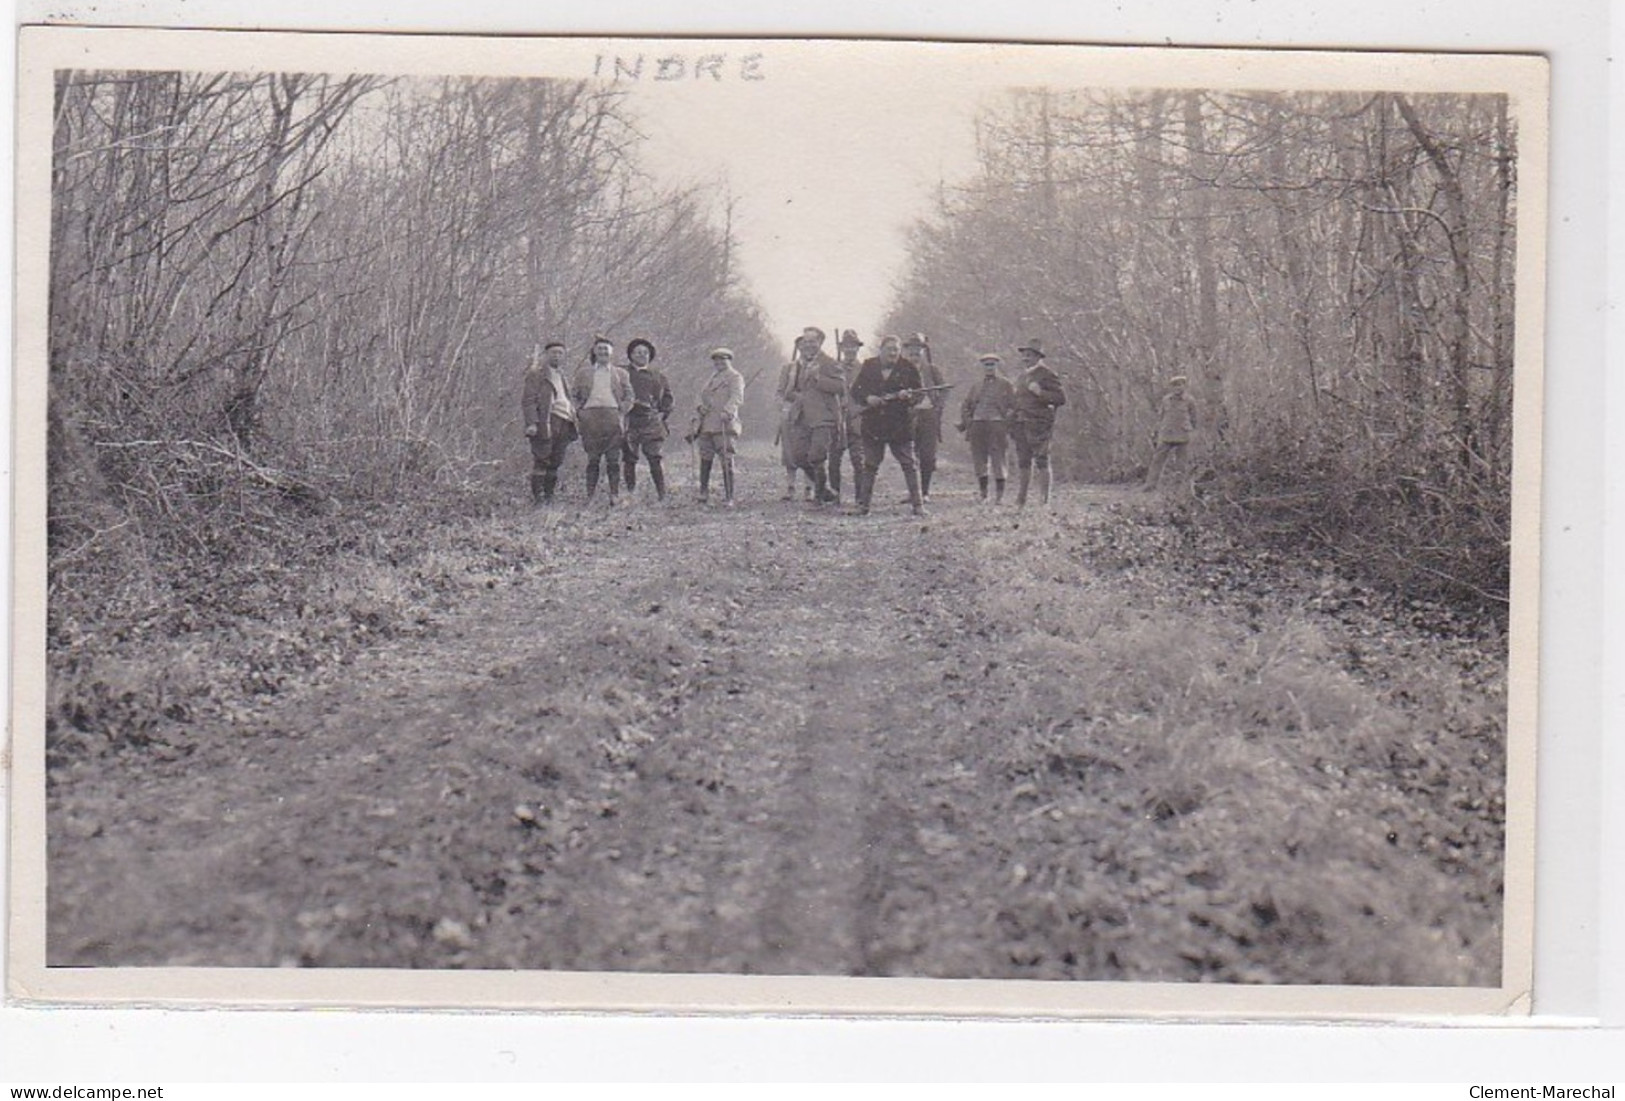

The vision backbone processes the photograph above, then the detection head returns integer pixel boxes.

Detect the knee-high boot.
[1037,466,1051,505]
[722,461,736,506]
[698,457,713,501]
[1016,466,1031,507]
[649,457,666,500]
[903,466,924,514]
[530,473,546,504]
[585,457,601,500]
[811,461,830,503]
[994,477,1006,504]
[828,455,842,499]
[977,475,988,500]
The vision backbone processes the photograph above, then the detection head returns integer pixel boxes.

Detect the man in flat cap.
[831,329,865,504]
[849,334,926,516]
[692,347,745,508]
[777,327,834,502]
[957,352,1016,503]
[521,339,577,505]
[1010,338,1067,507]
[620,337,675,501]
[902,332,949,502]
[784,325,845,506]
[570,336,635,505]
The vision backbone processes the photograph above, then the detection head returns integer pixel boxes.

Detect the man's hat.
[1167,374,1188,386]
[627,338,657,361]
[543,340,566,351]
[709,347,734,360]
[1018,338,1045,356]
[838,329,864,347]
[800,326,826,343]
[978,352,1003,364]
[903,332,929,347]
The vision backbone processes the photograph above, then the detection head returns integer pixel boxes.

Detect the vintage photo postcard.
[9,25,1546,1018]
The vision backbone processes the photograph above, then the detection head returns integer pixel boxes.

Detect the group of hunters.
[521,328,1197,514]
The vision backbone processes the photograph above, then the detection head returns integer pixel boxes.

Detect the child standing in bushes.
[1143,374,1197,498]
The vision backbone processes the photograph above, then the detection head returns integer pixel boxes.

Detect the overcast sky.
[619,43,1001,345]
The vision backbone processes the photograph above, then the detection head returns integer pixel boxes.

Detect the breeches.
[967,420,1009,480]
[622,418,666,461]
[861,434,918,475]
[578,408,624,461]
[1011,416,1054,469]
[528,419,573,473]
[697,431,736,461]
[794,424,837,468]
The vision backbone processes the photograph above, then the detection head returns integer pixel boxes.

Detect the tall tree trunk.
[1395,94,1473,473]
[1183,92,1224,447]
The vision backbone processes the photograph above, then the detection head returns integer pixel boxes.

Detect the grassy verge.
[45,485,540,769]
[942,503,1506,985]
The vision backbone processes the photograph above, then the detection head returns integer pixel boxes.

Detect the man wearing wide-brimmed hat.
[620,337,675,501]
[956,352,1015,503]
[520,339,577,505]
[692,347,745,508]
[1010,338,1067,507]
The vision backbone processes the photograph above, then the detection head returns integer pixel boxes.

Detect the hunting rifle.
[872,383,954,404]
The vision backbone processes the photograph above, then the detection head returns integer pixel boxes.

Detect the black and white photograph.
[9,26,1546,1017]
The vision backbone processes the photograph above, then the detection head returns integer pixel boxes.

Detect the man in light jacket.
[692,347,745,508]
[570,336,634,505]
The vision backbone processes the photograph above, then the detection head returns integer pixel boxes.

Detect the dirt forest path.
[47,447,1508,984]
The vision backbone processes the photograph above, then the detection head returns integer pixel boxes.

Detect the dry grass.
[947,505,1506,984]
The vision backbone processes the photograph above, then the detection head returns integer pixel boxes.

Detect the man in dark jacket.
[620,337,675,501]
[1010,338,1067,507]
[848,334,926,517]
[520,340,577,505]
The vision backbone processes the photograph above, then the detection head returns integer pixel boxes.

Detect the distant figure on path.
[1010,338,1067,508]
[1142,374,1197,499]
[521,340,578,505]
[902,332,949,502]
[692,347,745,508]
[570,336,634,505]
[957,352,1015,503]
[849,334,926,517]
[621,337,675,501]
